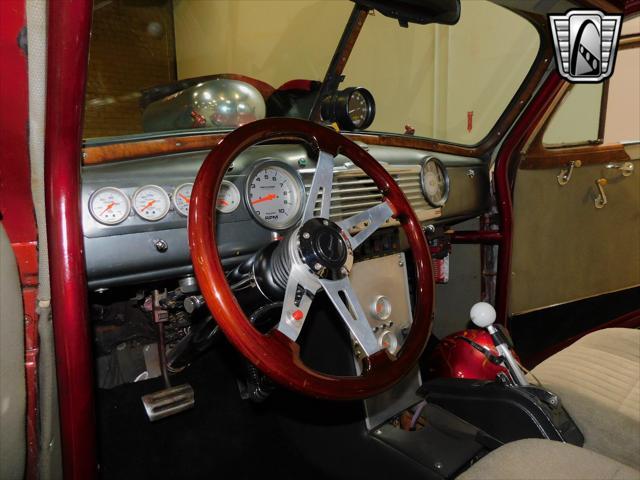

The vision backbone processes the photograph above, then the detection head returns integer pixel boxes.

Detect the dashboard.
[82,142,490,289]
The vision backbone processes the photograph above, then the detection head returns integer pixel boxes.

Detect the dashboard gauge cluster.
[88,162,305,229]
[321,87,376,131]
[420,157,450,208]
[246,161,304,230]
[90,183,196,225]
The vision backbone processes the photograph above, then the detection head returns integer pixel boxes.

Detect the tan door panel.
[510,144,640,315]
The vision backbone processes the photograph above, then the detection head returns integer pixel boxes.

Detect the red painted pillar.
[45,0,97,478]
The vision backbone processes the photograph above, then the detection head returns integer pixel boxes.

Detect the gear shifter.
[470,302,529,386]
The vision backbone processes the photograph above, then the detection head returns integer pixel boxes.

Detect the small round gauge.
[246,162,304,230]
[378,330,399,355]
[420,157,450,207]
[216,180,241,214]
[173,183,193,217]
[89,187,131,225]
[370,295,392,321]
[321,87,375,131]
[347,89,373,129]
[132,185,171,221]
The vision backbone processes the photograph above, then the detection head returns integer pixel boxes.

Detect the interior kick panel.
[82,143,490,289]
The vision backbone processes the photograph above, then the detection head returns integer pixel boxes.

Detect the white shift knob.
[470,302,496,328]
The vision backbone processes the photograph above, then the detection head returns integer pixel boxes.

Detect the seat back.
[0,224,26,479]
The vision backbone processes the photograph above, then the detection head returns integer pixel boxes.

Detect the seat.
[530,328,640,469]
[457,438,640,480]
[0,225,26,480]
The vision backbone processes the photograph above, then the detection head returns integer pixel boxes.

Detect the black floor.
[96,342,328,480]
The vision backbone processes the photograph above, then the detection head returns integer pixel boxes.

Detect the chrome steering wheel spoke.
[302,150,335,222]
[337,200,394,250]
[276,263,321,342]
[319,276,381,357]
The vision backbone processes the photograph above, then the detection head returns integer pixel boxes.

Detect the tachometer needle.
[251,193,277,205]
[218,199,229,206]
[99,202,117,216]
[179,193,190,204]
[140,200,157,212]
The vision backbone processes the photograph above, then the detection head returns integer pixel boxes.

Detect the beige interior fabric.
[510,157,640,315]
[531,328,640,470]
[457,438,640,480]
[0,225,26,480]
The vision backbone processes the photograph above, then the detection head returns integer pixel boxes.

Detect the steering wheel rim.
[189,118,434,400]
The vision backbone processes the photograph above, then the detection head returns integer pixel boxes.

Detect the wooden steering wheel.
[189,118,434,400]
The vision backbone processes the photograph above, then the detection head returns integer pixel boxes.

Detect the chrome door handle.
[606,161,634,177]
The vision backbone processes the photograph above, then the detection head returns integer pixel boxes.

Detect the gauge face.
[378,330,399,355]
[421,158,449,207]
[348,90,370,129]
[89,187,131,225]
[246,163,303,230]
[173,183,192,217]
[133,185,170,221]
[371,295,392,321]
[216,180,240,214]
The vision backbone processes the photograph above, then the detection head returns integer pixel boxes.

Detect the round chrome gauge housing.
[216,180,241,214]
[132,185,171,221]
[420,157,449,207]
[89,186,131,225]
[246,161,304,230]
[173,183,193,217]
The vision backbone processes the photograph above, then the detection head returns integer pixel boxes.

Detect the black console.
[418,378,584,447]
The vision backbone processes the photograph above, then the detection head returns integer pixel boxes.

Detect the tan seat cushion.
[530,328,640,469]
[457,438,640,480]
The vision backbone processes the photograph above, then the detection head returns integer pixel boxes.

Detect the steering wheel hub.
[297,218,353,278]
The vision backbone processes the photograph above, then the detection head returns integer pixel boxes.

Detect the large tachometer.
[246,161,304,230]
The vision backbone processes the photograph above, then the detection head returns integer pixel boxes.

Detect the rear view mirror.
[352,0,460,27]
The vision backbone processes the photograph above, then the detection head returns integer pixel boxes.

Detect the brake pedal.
[141,290,195,421]
[141,383,195,422]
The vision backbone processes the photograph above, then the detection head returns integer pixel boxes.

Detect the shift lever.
[470,302,529,386]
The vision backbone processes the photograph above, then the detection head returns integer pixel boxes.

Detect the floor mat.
[96,343,328,480]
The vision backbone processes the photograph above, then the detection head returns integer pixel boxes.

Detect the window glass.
[543,83,603,146]
[344,0,539,145]
[603,47,640,143]
[83,0,540,146]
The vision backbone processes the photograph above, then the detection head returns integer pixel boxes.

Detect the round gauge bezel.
[89,186,131,225]
[346,87,376,130]
[245,160,305,230]
[132,184,171,221]
[216,180,241,214]
[420,157,450,208]
[172,182,193,217]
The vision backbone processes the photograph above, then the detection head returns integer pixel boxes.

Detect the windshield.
[83,0,539,146]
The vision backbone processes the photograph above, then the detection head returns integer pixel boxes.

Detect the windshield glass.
[83,0,539,146]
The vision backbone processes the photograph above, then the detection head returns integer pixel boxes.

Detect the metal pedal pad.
[141,383,195,422]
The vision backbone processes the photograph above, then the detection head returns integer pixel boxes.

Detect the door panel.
[510,142,640,314]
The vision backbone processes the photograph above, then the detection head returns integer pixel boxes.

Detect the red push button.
[292,309,304,321]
